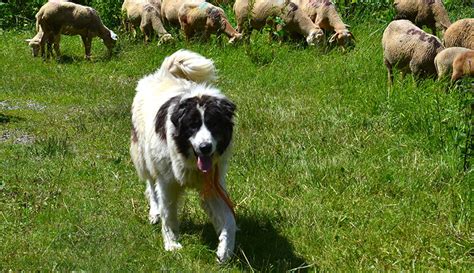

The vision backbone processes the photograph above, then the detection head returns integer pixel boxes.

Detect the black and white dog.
[130,50,236,262]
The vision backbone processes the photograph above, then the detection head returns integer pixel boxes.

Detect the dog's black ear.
[218,98,236,121]
[171,101,187,129]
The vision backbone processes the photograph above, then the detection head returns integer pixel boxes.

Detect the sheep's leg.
[53,34,61,58]
[81,35,92,60]
[384,58,393,85]
[156,180,182,251]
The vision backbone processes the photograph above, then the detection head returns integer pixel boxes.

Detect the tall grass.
[1,8,472,272]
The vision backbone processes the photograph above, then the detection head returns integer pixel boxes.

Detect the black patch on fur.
[155,96,181,140]
[406,28,441,48]
[202,96,236,155]
[170,95,236,157]
[131,126,138,143]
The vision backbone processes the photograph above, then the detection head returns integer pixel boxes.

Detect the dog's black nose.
[199,142,212,155]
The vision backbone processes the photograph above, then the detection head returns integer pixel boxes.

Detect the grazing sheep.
[443,18,474,49]
[26,0,68,57]
[451,50,474,81]
[141,3,173,44]
[161,0,193,26]
[393,0,451,36]
[292,0,355,48]
[36,1,118,59]
[122,0,172,43]
[233,0,324,45]
[434,47,472,78]
[382,20,444,84]
[178,2,242,43]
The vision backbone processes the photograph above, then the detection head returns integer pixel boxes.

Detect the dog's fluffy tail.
[158,49,216,83]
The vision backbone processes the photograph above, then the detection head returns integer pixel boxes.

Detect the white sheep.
[382,20,444,84]
[434,47,472,79]
[233,0,324,45]
[141,3,173,44]
[26,0,68,57]
[292,0,355,48]
[161,0,194,26]
[122,0,172,44]
[36,1,118,59]
[393,0,451,36]
[178,2,242,43]
[443,18,474,49]
[451,50,474,81]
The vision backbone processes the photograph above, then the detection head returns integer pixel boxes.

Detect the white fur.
[130,49,235,263]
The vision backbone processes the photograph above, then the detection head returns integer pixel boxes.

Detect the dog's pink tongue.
[197,156,212,173]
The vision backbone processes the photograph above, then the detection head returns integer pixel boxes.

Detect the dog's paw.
[148,214,160,225]
[164,241,182,251]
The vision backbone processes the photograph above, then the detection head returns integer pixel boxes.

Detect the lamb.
[434,47,472,78]
[291,0,355,48]
[451,50,474,81]
[122,0,172,44]
[36,1,118,59]
[393,0,451,36]
[382,20,444,84]
[178,2,242,43]
[443,18,474,49]
[233,0,324,45]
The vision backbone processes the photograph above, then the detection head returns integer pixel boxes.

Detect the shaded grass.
[0,18,472,271]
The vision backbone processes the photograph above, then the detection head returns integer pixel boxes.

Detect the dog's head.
[170,94,236,173]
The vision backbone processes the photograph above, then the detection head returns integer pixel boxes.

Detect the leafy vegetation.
[1,2,473,272]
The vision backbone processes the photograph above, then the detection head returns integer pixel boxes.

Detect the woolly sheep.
[178,2,242,43]
[434,47,472,78]
[122,0,172,44]
[161,0,193,26]
[451,50,474,81]
[36,1,118,59]
[292,0,355,48]
[393,0,451,36]
[233,0,324,45]
[382,20,444,84]
[443,18,474,49]
[26,0,68,57]
[141,3,173,44]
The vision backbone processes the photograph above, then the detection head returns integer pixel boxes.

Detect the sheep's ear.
[110,30,118,41]
[25,39,32,44]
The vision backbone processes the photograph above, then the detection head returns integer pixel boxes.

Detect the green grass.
[1,17,473,271]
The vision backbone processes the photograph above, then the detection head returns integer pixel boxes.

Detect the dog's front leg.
[156,180,182,251]
[202,195,236,263]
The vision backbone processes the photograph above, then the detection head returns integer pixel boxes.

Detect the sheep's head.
[206,7,227,33]
[306,28,325,45]
[158,34,174,45]
[228,33,243,44]
[26,39,41,57]
[329,30,355,48]
[104,30,118,51]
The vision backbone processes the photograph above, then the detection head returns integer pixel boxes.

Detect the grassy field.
[1,11,473,271]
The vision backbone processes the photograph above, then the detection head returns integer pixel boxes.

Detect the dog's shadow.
[181,214,310,271]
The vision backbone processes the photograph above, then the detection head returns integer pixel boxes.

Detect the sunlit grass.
[0,16,472,271]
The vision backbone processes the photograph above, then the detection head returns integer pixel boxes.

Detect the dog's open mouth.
[197,155,212,173]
